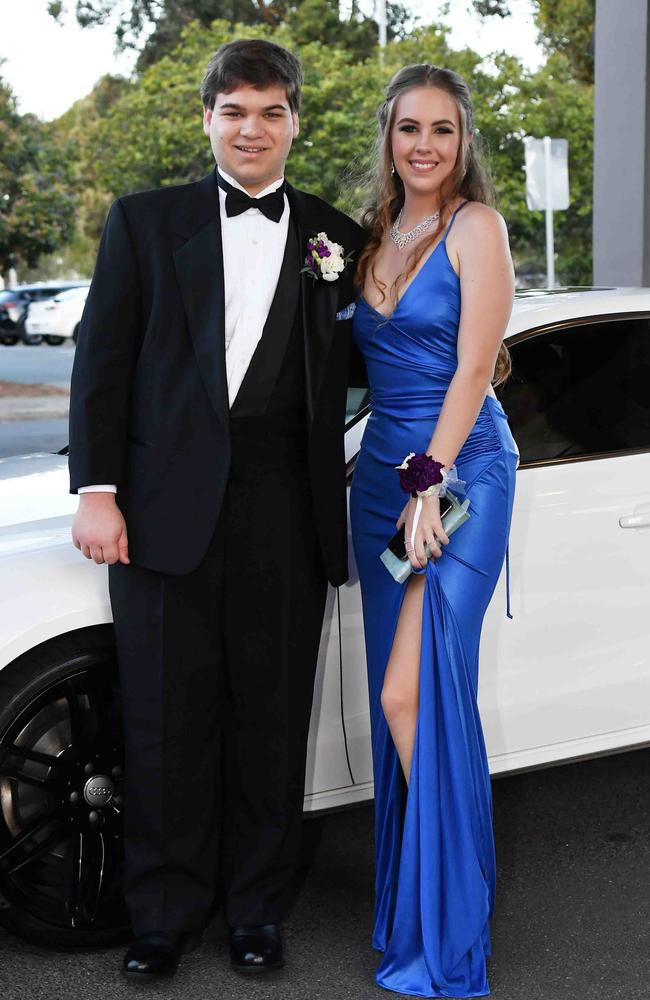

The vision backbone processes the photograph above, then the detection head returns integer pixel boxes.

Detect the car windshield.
[0,290,23,303]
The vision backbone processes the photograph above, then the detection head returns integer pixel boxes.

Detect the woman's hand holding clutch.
[396,494,450,571]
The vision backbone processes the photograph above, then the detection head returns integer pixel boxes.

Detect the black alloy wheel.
[0,627,130,947]
[44,336,65,346]
[0,335,18,346]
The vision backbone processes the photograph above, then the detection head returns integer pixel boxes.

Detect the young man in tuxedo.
[69,38,365,980]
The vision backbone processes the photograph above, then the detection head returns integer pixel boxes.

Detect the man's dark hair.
[200,39,303,114]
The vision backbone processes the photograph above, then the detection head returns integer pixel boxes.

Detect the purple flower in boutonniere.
[301,232,353,283]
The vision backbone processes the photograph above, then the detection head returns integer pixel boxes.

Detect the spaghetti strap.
[442,199,469,241]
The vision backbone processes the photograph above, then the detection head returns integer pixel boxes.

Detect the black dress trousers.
[108,424,326,934]
[108,223,329,935]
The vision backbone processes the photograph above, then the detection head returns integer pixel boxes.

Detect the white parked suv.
[0,287,648,947]
[24,285,90,345]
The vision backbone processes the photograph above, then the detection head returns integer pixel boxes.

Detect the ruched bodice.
[349,202,519,998]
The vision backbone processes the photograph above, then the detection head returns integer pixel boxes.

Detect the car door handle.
[619,512,650,529]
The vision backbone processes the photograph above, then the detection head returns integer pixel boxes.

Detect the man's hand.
[71,493,130,565]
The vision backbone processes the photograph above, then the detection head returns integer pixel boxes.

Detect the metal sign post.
[378,0,387,50]
[524,136,570,288]
[543,136,555,289]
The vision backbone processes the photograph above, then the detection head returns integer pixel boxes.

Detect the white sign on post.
[524,136,569,289]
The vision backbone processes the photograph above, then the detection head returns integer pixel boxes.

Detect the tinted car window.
[497,317,650,463]
[346,387,370,426]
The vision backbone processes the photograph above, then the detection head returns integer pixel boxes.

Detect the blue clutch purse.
[379,492,471,584]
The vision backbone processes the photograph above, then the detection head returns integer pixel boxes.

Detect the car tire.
[72,324,80,344]
[0,336,19,346]
[22,334,43,346]
[44,336,65,346]
[0,626,130,948]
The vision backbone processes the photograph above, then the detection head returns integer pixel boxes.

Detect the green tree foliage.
[472,0,594,280]
[533,0,595,85]
[0,72,77,274]
[51,0,595,283]
[53,74,133,273]
[49,0,412,67]
[473,0,595,84]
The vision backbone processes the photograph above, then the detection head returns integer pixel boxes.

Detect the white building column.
[593,0,650,285]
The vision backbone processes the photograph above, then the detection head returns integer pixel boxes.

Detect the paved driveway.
[0,746,648,1000]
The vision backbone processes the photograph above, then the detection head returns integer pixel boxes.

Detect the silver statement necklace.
[390,208,441,251]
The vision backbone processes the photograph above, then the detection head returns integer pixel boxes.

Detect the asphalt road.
[0,418,68,458]
[0,340,75,389]
[0,342,73,458]
[0,746,648,1000]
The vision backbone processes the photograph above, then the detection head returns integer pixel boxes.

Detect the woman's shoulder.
[455,201,508,240]
[446,201,510,275]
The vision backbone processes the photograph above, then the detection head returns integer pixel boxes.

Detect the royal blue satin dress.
[350,201,519,998]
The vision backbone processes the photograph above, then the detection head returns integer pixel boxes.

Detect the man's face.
[203,83,299,195]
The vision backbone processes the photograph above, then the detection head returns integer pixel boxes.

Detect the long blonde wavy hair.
[356,64,511,387]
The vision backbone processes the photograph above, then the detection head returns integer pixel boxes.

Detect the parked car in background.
[0,283,88,346]
[0,287,648,949]
[24,285,90,346]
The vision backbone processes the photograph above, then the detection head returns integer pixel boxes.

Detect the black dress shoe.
[229,923,284,973]
[123,930,202,980]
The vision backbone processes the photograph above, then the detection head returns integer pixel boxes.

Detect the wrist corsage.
[395,452,465,499]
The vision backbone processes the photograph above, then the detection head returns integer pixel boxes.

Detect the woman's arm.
[399,204,515,569]
[426,203,514,466]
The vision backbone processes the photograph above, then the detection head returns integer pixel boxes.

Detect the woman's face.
[390,86,463,199]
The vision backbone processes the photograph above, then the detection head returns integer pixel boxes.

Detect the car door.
[480,312,650,773]
[338,386,374,789]
[304,385,372,806]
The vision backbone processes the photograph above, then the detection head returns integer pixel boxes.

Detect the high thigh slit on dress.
[349,202,519,998]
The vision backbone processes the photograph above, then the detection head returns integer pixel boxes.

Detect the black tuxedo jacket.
[68,170,367,584]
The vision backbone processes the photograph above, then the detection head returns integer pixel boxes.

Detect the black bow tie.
[217,171,286,223]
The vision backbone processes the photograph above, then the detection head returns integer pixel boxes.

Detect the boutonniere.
[301,232,354,283]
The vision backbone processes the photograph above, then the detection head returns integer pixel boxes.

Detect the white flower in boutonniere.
[301,232,353,283]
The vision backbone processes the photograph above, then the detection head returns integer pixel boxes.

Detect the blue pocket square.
[336,302,356,321]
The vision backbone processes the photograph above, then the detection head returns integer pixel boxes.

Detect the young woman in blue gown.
[350,65,519,998]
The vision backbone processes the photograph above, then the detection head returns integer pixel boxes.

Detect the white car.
[0,287,649,947]
[24,285,90,345]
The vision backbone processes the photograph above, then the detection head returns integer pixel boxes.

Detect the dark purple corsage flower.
[396,452,444,498]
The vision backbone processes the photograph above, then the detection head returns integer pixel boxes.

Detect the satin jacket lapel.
[173,171,228,430]
[286,185,339,423]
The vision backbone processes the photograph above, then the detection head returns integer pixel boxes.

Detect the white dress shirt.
[219,167,290,405]
[79,166,290,495]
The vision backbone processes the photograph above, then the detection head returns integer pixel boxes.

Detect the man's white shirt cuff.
[78,485,118,493]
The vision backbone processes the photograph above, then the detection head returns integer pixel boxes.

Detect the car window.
[346,387,370,427]
[496,316,650,464]
[346,346,370,429]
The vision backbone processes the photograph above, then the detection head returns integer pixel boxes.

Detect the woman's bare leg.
[380,574,425,785]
